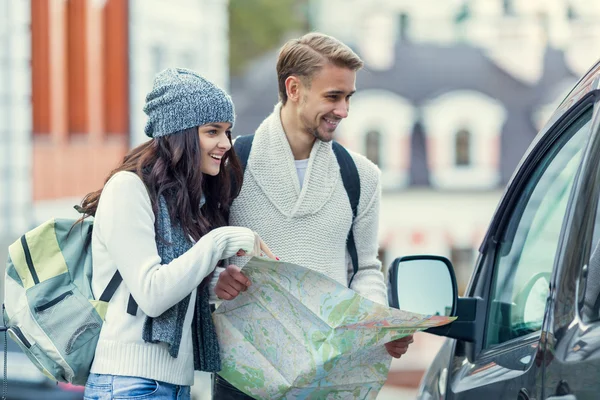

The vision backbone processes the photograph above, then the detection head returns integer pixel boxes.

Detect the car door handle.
[546,395,576,400]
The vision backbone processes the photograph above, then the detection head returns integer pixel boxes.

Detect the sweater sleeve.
[96,172,248,317]
[348,159,388,306]
[209,265,225,303]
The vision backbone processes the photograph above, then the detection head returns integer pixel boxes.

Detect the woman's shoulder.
[103,171,147,194]
[101,171,150,205]
[106,170,144,186]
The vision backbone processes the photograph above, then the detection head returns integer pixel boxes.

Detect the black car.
[389,59,600,400]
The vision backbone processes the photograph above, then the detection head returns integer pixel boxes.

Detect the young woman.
[80,68,271,400]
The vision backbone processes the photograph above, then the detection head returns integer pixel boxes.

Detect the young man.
[212,32,413,399]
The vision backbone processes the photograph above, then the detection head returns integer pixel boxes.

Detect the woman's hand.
[237,237,277,260]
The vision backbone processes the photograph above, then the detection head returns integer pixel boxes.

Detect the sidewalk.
[378,385,418,400]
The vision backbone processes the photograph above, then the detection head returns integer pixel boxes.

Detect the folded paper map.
[213,257,456,400]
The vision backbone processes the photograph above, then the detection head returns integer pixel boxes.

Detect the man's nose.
[333,104,349,119]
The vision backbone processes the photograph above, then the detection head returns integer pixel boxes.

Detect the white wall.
[0,0,32,238]
[129,0,230,147]
[379,188,502,286]
[0,0,32,304]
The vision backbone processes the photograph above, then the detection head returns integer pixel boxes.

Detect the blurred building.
[307,0,600,291]
[0,0,32,295]
[232,0,600,294]
[229,1,599,390]
[28,0,229,223]
[1,2,228,396]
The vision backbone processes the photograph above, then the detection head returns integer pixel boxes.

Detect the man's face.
[296,64,356,143]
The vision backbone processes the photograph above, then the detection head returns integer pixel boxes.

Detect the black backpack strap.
[99,271,123,302]
[332,141,361,288]
[97,270,138,316]
[127,295,138,316]
[234,134,255,172]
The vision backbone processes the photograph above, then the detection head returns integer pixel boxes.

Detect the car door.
[445,97,596,400]
[540,100,600,398]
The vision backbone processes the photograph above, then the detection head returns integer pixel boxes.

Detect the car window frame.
[552,97,600,332]
[466,93,599,361]
[484,108,593,349]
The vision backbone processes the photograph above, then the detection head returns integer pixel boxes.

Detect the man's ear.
[285,76,302,103]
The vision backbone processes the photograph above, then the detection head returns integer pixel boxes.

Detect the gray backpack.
[3,218,122,385]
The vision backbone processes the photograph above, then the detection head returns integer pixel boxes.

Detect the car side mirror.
[389,255,486,357]
[388,255,458,317]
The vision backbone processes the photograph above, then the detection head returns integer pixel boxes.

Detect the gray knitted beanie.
[143,68,235,138]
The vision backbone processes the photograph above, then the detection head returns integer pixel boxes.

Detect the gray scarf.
[142,195,221,372]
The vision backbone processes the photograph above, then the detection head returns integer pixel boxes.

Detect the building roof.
[231,42,576,185]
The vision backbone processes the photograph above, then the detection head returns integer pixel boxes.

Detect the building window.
[450,247,474,295]
[151,45,165,75]
[365,130,381,166]
[180,52,196,69]
[398,13,409,42]
[455,4,470,24]
[538,12,549,37]
[455,128,471,166]
[503,0,515,16]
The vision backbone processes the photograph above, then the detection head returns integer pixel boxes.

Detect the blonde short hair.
[276,32,363,104]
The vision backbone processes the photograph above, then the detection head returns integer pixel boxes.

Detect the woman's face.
[197,122,232,176]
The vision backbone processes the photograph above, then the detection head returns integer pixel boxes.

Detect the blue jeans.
[84,373,191,400]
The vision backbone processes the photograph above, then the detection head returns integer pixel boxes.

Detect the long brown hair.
[79,127,242,240]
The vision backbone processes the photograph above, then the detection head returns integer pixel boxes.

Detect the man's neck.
[280,103,315,160]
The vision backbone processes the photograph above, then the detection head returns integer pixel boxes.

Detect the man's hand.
[385,335,414,358]
[214,264,251,300]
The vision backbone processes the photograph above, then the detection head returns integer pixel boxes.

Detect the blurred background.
[1,0,600,398]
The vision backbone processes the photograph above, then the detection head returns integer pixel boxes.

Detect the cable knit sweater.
[222,103,388,305]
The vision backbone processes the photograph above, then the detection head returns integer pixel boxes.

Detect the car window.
[485,109,592,348]
[581,183,600,322]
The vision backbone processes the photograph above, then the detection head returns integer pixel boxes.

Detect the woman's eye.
[207,130,218,135]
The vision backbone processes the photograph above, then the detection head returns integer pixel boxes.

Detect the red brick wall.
[31,0,130,201]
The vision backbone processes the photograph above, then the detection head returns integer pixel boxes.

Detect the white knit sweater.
[223,103,388,305]
[89,171,257,386]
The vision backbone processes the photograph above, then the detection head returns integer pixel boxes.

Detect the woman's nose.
[219,138,231,150]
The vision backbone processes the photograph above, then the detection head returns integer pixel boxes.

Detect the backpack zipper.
[34,291,73,313]
[7,326,31,349]
[20,235,40,285]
